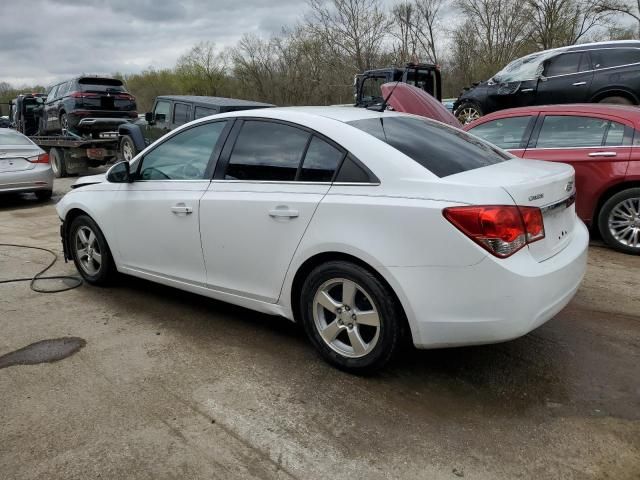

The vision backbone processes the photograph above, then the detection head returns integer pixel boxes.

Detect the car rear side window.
[139,121,227,180]
[591,48,640,69]
[536,115,609,148]
[195,106,217,119]
[348,116,509,177]
[299,136,344,182]
[604,121,627,146]
[0,129,34,146]
[173,103,191,125]
[467,116,533,150]
[225,121,310,181]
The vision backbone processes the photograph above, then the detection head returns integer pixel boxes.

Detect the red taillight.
[115,93,134,101]
[443,205,545,258]
[27,153,50,164]
[71,91,99,98]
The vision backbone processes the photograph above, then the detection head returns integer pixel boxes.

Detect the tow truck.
[7,94,125,178]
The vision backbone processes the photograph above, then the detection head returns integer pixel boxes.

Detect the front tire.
[598,188,640,255]
[299,261,403,373]
[69,215,116,285]
[454,101,483,124]
[120,135,138,162]
[598,96,634,106]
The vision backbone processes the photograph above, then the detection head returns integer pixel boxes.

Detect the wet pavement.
[0,337,86,369]
[0,175,638,479]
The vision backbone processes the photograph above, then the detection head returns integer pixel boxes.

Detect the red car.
[464,104,640,255]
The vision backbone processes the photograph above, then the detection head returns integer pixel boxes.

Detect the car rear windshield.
[0,129,34,146]
[347,116,509,177]
[78,78,125,93]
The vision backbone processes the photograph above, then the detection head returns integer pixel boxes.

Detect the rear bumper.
[74,117,133,132]
[0,165,54,194]
[388,220,589,348]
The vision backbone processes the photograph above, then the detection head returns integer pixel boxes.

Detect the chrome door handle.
[269,207,299,218]
[171,204,193,214]
[572,81,586,86]
[520,88,534,93]
[588,151,617,157]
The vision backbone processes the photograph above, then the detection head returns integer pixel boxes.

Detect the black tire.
[69,215,116,285]
[299,261,404,374]
[120,135,138,162]
[598,188,640,255]
[35,189,53,201]
[454,101,483,124]
[598,96,634,106]
[50,147,67,178]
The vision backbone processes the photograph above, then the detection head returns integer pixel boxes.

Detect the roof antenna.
[368,81,401,112]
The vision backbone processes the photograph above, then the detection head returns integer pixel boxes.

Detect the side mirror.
[144,111,153,123]
[106,161,132,183]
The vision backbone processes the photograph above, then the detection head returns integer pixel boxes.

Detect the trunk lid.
[0,146,39,172]
[443,158,577,261]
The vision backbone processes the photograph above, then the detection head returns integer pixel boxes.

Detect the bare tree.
[528,0,612,49]
[391,2,421,63]
[413,0,444,64]
[595,0,640,37]
[308,0,391,71]
[176,41,227,96]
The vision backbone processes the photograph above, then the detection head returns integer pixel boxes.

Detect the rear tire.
[299,261,404,374]
[60,112,69,135]
[120,135,137,162]
[454,101,483,124]
[598,188,640,255]
[35,190,53,201]
[69,215,116,285]
[598,96,634,106]
[50,147,67,178]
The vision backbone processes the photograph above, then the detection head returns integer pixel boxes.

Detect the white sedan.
[56,107,589,372]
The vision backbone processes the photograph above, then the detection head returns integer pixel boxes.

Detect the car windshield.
[78,78,125,93]
[490,50,557,83]
[347,116,509,177]
[0,128,33,146]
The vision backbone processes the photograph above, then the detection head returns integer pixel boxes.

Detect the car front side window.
[544,53,584,77]
[153,101,171,125]
[468,116,533,150]
[138,121,227,180]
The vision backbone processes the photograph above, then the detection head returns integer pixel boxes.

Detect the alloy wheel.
[458,107,480,125]
[75,226,103,275]
[312,278,381,358]
[122,140,134,161]
[608,197,640,249]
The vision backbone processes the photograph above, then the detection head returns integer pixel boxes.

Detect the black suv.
[453,40,640,124]
[41,76,137,135]
[117,95,274,160]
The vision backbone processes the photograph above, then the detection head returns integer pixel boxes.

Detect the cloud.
[0,0,305,86]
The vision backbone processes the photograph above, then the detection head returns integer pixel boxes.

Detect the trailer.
[7,94,120,177]
[28,133,119,178]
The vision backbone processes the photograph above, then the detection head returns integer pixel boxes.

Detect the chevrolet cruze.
[56,107,589,372]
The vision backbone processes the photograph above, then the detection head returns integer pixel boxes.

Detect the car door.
[144,100,172,144]
[536,52,594,105]
[43,84,60,133]
[112,120,231,284]
[523,113,632,223]
[199,119,345,302]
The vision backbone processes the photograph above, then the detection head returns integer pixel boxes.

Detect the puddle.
[0,337,86,369]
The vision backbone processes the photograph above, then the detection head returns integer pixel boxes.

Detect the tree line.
[2,0,639,114]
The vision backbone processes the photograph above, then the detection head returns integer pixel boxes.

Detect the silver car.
[0,128,53,200]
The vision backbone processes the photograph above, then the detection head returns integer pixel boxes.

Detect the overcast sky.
[0,0,312,86]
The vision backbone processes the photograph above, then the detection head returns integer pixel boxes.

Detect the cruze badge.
[565,180,574,192]
[529,193,544,201]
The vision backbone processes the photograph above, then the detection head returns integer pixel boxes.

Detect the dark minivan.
[41,76,137,135]
[454,40,640,124]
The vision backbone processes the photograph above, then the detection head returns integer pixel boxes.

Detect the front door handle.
[572,81,587,86]
[520,88,534,93]
[171,204,193,215]
[588,151,617,157]
[269,206,299,218]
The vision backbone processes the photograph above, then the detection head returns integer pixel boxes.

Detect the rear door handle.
[171,204,193,215]
[588,151,617,157]
[572,81,586,86]
[269,206,299,218]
